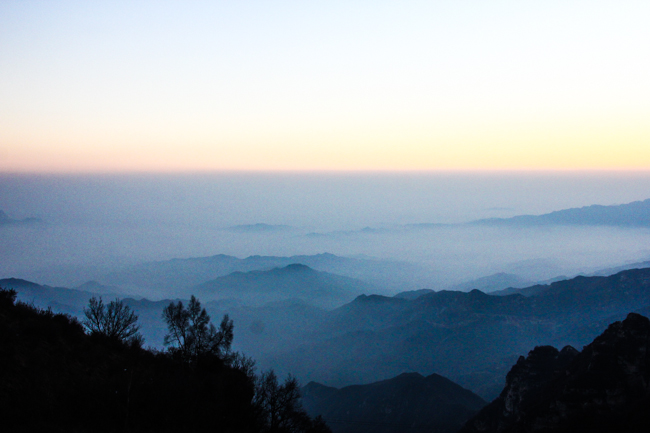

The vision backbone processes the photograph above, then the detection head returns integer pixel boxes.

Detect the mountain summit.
[303,372,485,433]
[192,264,372,309]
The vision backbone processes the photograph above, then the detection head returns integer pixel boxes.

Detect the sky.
[1,1,649,172]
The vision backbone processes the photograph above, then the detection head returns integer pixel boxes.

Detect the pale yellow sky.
[1,1,649,172]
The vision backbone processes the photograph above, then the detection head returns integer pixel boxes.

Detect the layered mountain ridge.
[270,268,650,399]
[4,266,650,402]
[100,252,427,297]
[192,263,371,309]
[471,198,650,227]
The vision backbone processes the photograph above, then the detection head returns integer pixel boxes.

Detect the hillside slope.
[460,313,650,433]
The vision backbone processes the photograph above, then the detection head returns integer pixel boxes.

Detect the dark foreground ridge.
[460,312,650,433]
[0,288,329,433]
[302,372,486,433]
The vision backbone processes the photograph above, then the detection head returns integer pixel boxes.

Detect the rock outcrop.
[460,313,650,433]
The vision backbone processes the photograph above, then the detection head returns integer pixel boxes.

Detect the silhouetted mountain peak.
[461,312,650,433]
[0,277,43,289]
[468,288,487,297]
[620,310,650,328]
[277,263,314,273]
[303,371,486,433]
[302,381,339,403]
[352,294,403,304]
[191,262,372,308]
[390,371,425,381]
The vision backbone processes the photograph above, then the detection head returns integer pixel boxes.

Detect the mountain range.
[301,198,650,239]
[0,277,105,316]
[449,273,535,293]
[301,312,650,433]
[267,267,650,400]
[471,198,650,227]
[6,271,650,433]
[99,252,429,298]
[5,264,650,402]
[192,263,371,309]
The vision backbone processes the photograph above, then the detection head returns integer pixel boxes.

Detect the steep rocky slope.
[460,313,650,433]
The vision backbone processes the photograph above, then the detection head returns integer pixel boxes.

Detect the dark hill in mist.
[393,289,434,300]
[492,266,650,307]
[0,210,41,225]
[100,253,427,298]
[74,280,127,295]
[472,198,650,227]
[592,259,650,276]
[302,372,486,433]
[0,277,102,315]
[461,313,650,433]
[192,264,371,309]
[449,273,534,293]
[206,298,329,364]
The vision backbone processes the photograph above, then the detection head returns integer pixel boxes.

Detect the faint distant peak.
[398,198,650,228]
[450,272,534,293]
[403,222,453,230]
[470,198,650,227]
[225,223,292,233]
[0,210,42,226]
[74,280,126,296]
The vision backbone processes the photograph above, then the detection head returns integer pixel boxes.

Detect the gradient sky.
[1,1,649,172]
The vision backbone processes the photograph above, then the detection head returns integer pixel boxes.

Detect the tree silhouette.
[254,370,331,433]
[162,295,233,362]
[83,296,142,344]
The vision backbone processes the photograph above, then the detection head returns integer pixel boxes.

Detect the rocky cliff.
[460,312,650,433]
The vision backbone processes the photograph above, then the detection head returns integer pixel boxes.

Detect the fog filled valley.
[4,172,650,432]
[4,172,650,288]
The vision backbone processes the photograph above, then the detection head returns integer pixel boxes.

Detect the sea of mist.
[2,171,650,293]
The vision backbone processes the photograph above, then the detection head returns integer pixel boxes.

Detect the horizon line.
[3,167,650,176]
